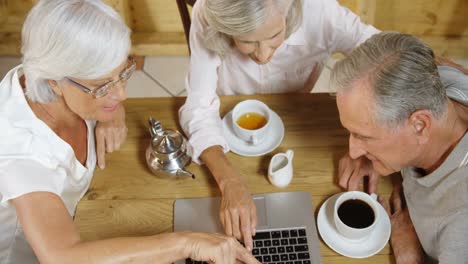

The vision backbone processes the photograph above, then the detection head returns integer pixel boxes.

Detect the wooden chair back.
[176,0,197,53]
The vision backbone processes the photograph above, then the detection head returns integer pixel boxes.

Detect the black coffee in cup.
[337,199,375,229]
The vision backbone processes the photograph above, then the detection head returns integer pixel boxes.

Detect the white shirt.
[179,0,380,163]
[0,66,96,264]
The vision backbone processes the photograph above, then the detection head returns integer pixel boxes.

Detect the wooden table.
[75,94,395,263]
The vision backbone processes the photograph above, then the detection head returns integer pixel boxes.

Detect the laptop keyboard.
[186,227,312,264]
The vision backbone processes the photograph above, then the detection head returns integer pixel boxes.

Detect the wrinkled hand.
[220,178,257,251]
[379,177,424,264]
[435,56,468,75]
[95,105,128,169]
[338,153,380,193]
[185,232,260,264]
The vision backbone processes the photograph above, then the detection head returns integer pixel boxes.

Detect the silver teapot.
[146,117,195,179]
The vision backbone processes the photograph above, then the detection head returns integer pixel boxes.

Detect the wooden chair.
[176,0,196,53]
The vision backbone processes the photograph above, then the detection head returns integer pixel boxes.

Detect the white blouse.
[0,66,96,264]
[179,0,380,163]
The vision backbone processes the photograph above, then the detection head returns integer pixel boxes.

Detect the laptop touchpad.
[253,196,268,228]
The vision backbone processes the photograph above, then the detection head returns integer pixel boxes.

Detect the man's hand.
[95,105,128,169]
[338,153,380,193]
[379,176,424,264]
[220,177,257,251]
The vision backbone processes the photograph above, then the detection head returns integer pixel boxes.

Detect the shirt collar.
[284,26,307,46]
[406,133,468,187]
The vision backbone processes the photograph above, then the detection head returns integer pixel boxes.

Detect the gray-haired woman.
[0,1,259,263]
[179,0,380,250]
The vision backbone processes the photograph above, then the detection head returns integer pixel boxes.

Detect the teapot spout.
[176,169,196,179]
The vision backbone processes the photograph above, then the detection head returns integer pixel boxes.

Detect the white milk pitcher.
[268,149,294,188]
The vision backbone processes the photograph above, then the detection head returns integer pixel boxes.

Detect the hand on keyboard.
[184,232,261,264]
[219,176,258,251]
[186,228,313,264]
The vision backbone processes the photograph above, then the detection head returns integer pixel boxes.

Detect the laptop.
[174,191,321,264]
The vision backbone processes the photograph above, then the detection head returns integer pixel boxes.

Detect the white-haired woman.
[179,0,379,250]
[0,1,260,263]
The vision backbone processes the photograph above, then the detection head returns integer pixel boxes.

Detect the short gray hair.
[200,0,303,57]
[331,32,447,127]
[21,0,131,103]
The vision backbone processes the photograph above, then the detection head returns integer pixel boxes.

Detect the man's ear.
[408,110,432,144]
[47,80,62,96]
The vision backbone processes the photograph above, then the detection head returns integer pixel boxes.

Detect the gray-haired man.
[332,32,468,263]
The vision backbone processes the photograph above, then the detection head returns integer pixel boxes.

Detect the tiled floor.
[1,56,467,98]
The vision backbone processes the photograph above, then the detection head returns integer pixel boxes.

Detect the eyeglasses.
[65,56,136,98]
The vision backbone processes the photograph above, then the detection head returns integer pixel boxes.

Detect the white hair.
[200,0,303,57]
[21,0,131,103]
[331,32,447,128]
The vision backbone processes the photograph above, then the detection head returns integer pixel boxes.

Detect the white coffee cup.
[232,100,271,145]
[268,149,294,188]
[333,191,379,241]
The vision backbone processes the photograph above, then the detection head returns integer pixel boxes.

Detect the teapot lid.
[149,118,184,154]
[152,130,183,154]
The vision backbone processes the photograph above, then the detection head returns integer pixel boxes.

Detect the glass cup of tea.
[333,191,380,241]
[232,100,271,145]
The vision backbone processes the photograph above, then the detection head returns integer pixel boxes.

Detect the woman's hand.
[220,177,257,251]
[12,191,259,263]
[95,105,128,169]
[338,153,381,194]
[184,232,260,264]
[200,146,258,251]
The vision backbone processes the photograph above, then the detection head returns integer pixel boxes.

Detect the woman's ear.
[409,110,432,145]
[47,80,63,96]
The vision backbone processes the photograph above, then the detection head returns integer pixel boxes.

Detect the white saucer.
[317,193,391,258]
[222,110,284,157]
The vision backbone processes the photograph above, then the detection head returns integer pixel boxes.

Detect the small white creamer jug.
[268,149,294,188]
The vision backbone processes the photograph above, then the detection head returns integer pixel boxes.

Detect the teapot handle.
[148,117,163,137]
